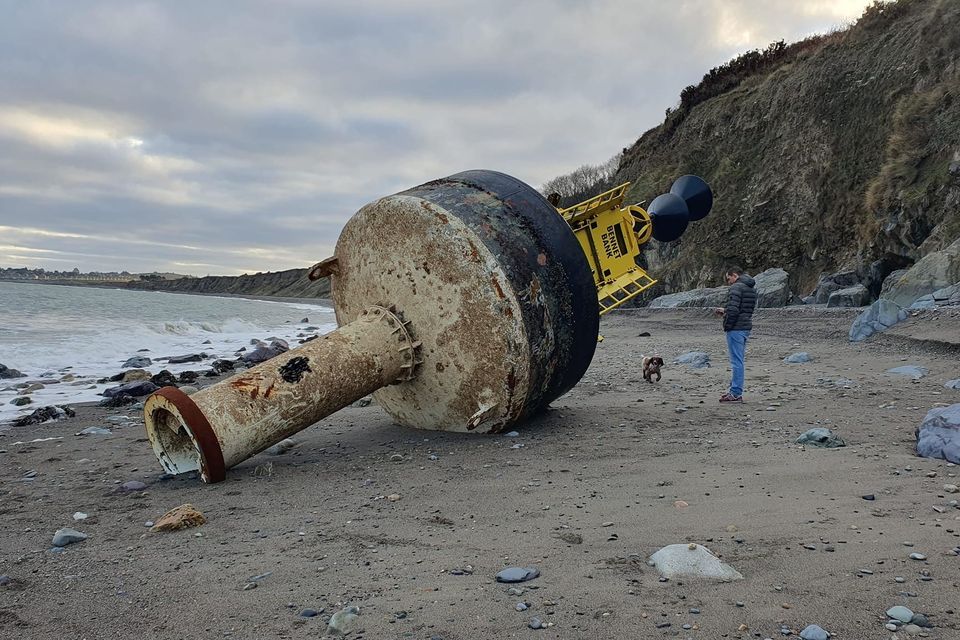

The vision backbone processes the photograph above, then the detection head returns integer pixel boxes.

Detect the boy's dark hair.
[725,265,744,277]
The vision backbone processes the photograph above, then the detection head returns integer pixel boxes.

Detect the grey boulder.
[849,298,908,342]
[946,379,960,390]
[883,238,960,308]
[648,286,727,308]
[122,356,152,369]
[814,269,860,304]
[495,567,540,583]
[799,624,830,640]
[0,363,26,379]
[915,403,960,464]
[827,284,870,308]
[784,352,813,364]
[754,268,792,308]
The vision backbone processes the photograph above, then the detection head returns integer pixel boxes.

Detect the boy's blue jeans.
[725,330,750,397]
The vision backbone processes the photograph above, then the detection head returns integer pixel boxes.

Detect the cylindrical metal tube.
[144,306,417,482]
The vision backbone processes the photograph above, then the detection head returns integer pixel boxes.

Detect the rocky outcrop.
[648,287,727,308]
[882,238,960,308]
[649,267,793,308]
[915,404,960,464]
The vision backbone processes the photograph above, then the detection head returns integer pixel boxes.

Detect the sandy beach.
[1,307,959,639]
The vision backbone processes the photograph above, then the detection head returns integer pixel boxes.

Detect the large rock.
[849,298,908,342]
[122,356,152,369]
[883,238,960,308]
[649,543,743,581]
[827,284,870,308]
[11,405,75,427]
[102,381,159,398]
[813,270,860,304]
[754,268,792,308]
[648,286,728,308]
[242,340,289,364]
[0,364,26,379]
[915,403,960,464]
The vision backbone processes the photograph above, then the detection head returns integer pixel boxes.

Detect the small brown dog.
[642,355,664,383]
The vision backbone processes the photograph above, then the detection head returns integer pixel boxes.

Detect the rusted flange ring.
[148,386,226,484]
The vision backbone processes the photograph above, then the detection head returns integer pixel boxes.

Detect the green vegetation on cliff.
[563,0,960,297]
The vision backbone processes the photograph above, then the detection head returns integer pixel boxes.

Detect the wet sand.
[1,307,959,639]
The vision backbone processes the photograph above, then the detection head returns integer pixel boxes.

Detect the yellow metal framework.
[557,183,658,315]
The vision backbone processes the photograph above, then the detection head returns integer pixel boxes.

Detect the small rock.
[300,608,319,617]
[528,617,543,630]
[784,352,813,364]
[122,356,152,368]
[909,553,927,561]
[0,575,11,586]
[799,624,829,640]
[902,624,922,635]
[886,365,928,380]
[242,582,257,591]
[944,484,959,494]
[150,504,206,532]
[910,613,930,627]
[387,493,401,502]
[862,494,876,501]
[796,427,846,448]
[495,567,540,583]
[504,431,520,437]
[52,527,88,547]
[10,396,31,406]
[886,606,914,623]
[515,602,528,611]
[119,480,147,492]
[77,426,112,436]
[390,453,403,462]
[73,512,88,520]
[327,605,361,635]
[673,351,711,369]
[649,544,743,581]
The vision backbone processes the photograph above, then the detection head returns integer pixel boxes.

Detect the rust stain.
[491,277,504,299]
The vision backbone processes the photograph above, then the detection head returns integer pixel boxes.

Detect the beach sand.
[1,307,958,639]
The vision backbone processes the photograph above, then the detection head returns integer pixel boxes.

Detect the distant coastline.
[0,278,331,306]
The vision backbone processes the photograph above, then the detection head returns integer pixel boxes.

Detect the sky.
[0,0,882,276]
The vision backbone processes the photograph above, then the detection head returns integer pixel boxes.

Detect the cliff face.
[618,0,960,297]
[131,268,331,299]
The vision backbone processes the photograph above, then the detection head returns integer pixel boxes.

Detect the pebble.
[886,623,898,631]
[945,484,959,494]
[908,553,927,561]
[910,613,930,627]
[496,567,540,583]
[515,602,528,611]
[390,454,403,462]
[119,480,148,492]
[77,426,112,436]
[300,609,319,617]
[504,431,520,437]
[52,527,88,547]
[327,605,361,635]
[0,575,11,586]
[507,587,525,596]
[242,582,257,590]
[72,512,88,521]
[895,577,905,583]
[902,624,922,635]
[528,617,543,629]
[799,624,829,640]
[886,606,914,623]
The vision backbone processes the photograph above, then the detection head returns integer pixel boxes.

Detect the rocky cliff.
[617,0,960,298]
[130,268,331,299]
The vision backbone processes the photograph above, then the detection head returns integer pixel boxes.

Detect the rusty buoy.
[144,170,599,483]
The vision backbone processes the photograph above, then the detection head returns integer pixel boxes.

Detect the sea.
[0,282,336,423]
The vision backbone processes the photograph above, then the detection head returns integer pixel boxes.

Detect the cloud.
[0,0,880,274]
